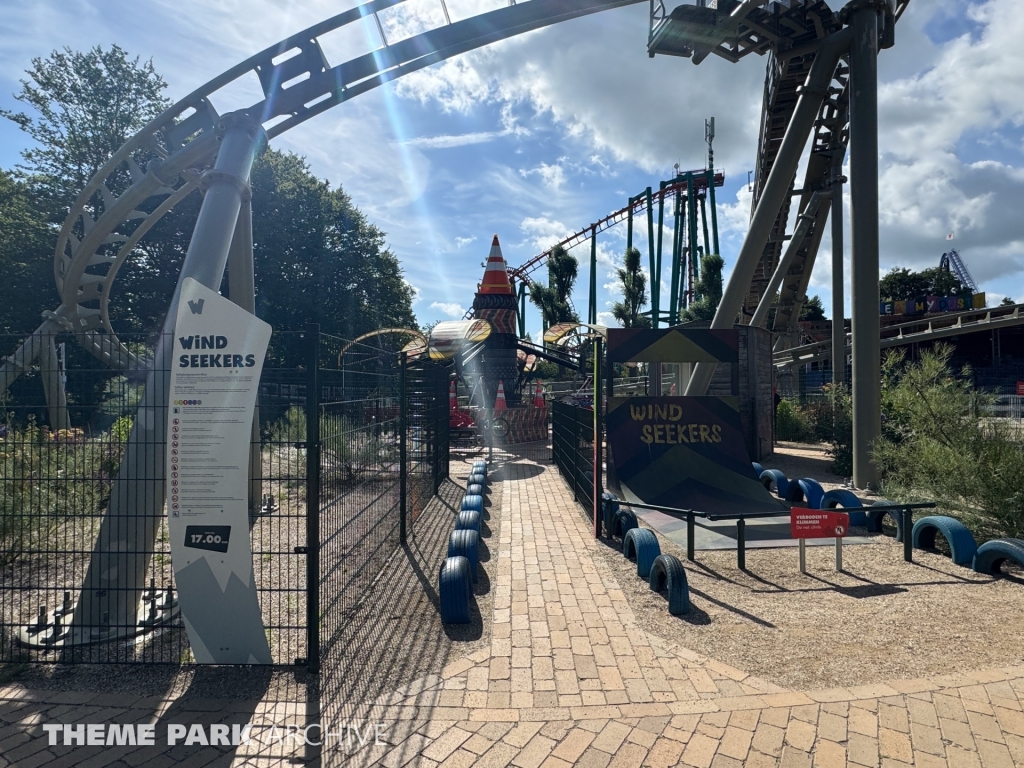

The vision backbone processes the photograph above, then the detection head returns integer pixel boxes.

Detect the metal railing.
[0,328,449,671]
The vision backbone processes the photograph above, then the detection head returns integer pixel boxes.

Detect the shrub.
[873,345,1024,540]
[775,399,810,441]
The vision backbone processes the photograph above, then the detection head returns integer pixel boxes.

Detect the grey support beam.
[848,4,881,489]
[70,112,266,643]
[686,29,849,396]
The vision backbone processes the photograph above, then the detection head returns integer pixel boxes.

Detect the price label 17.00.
[183,525,231,553]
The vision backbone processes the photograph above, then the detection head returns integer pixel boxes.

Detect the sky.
[1,0,1022,338]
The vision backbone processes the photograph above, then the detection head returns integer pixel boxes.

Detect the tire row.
[440,460,489,624]
[757,468,1024,577]
[601,493,690,616]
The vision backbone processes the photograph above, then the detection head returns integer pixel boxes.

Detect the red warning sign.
[790,507,850,539]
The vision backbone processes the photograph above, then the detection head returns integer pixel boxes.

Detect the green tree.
[0,170,54,340]
[1,45,170,217]
[799,295,826,322]
[530,245,578,331]
[681,252,724,323]
[879,266,965,301]
[611,247,650,328]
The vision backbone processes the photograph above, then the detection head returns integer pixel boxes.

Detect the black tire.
[912,516,977,567]
[461,494,483,513]
[819,489,866,526]
[866,499,905,541]
[623,528,662,578]
[648,554,690,615]
[972,538,1024,575]
[759,469,789,498]
[455,510,481,533]
[439,556,471,624]
[448,529,480,582]
[601,493,620,538]
[613,509,638,540]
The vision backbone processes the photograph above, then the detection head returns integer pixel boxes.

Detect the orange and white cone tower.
[472,234,520,408]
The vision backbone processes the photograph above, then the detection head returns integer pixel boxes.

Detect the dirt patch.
[598,438,1021,691]
[594,520,1024,691]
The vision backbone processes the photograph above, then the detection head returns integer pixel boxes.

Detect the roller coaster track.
[508,172,723,283]
[773,303,1024,369]
[1,0,649,390]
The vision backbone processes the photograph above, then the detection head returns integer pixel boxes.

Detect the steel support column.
[70,111,266,641]
[686,32,848,396]
[831,131,847,388]
[227,195,262,519]
[849,5,881,489]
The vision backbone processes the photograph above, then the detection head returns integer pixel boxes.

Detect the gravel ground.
[593,441,1024,691]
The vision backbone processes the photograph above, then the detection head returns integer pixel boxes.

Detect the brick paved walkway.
[344,450,1024,768]
[3,449,1024,767]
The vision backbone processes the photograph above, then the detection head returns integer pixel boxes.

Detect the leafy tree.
[799,295,826,322]
[681,252,724,323]
[0,45,170,218]
[530,245,578,331]
[611,247,650,328]
[0,170,54,340]
[879,266,965,302]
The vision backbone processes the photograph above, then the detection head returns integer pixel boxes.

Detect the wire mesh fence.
[551,400,597,527]
[0,328,449,672]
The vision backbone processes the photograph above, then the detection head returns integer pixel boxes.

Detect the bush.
[775,399,810,441]
[873,345,1024,540]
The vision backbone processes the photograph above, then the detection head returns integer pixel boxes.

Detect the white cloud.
[430,301,466,318]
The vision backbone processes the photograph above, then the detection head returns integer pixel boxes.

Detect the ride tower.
[472,236,521,407]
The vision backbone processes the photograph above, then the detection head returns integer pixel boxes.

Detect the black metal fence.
[551,400,597,529]
[0,328,449,669]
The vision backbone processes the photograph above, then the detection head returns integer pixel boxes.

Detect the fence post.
[305,324,321,674]
[593,338,603,538]
[399,351,408,545]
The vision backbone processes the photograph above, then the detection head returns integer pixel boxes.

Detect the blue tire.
[819,489,866,526]
[866,499,906,542]
[601,492,620,538]
[613,509,638,540]
[461,494,483,513]
[784,482,805,504]
[468,472,486,486]
[972,538,1024,576]
[623,528,661,578]
[455,510,481,533]
[751,462,764,478]
[797,479,825,510]
[759,469,789,499]
[467,483,484,496]
[448,529,480,582]
[649,554,690,615]
[439,556,471,624]
[912,516,977,567]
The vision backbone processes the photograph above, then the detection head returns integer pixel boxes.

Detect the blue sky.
[2,0,1022,337]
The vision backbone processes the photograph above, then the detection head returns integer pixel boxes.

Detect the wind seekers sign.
[166,279,272,663]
